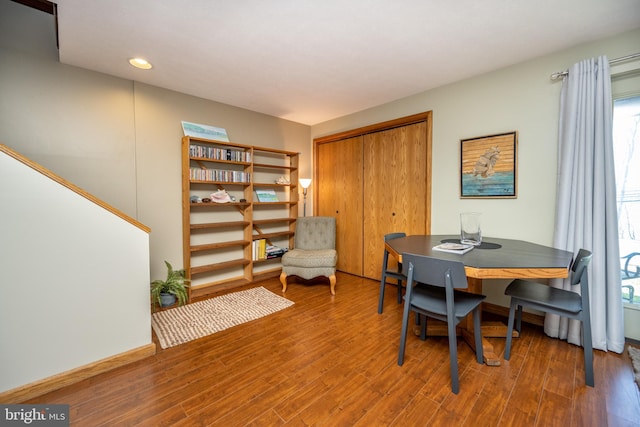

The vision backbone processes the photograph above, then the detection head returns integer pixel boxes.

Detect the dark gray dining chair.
[398,252,486,394]
[621,252,639,302]
[378,232,407,314]
[504,249,594,387]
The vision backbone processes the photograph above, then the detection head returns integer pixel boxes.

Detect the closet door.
[362,122,428,280]
[316,136,364,275]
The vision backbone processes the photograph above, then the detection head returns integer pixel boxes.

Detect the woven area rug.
[629,346,640,389]
[152,286,294,349]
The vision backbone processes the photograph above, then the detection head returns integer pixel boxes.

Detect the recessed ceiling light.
[128,58,153,70]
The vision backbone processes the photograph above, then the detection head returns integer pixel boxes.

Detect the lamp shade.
[299,178,312,189]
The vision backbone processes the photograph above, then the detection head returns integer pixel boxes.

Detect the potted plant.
[151,261,190,309]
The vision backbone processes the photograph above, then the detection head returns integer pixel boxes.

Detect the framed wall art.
[460,131,517,198]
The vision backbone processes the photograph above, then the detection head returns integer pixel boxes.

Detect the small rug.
[629,345,640,389]
[151,286,294,349]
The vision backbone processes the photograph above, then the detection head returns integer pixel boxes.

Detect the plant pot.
[160,293,176,307]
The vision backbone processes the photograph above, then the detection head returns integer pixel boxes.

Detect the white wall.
[0,152,151,393]
[311,28,640,338]
[624,305,640,341]
[0,1,311,281]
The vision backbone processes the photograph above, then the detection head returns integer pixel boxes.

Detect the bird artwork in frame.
[460,131,517,198]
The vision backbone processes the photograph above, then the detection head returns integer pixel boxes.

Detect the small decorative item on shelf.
[211,189,232,203]
[276,176,290,184]
[190,195,202,203]
[150,261,190,309]
[255,189,279,202]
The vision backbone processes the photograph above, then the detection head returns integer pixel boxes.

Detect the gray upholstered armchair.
[280,216,338,295]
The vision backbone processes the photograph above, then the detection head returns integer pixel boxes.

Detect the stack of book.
[253,240,289,260]
[266,245,288,259]
[253,239,267,260]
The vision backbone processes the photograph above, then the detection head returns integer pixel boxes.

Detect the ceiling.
[52,0,640,125]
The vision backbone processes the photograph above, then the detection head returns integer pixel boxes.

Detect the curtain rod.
[550,52,640,81]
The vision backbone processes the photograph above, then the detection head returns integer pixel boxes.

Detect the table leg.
[465,277,502,366]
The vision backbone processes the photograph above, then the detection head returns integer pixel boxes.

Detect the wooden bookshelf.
[182,136,299,300]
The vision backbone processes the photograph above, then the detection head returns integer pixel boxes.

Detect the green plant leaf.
[151,260,190,309]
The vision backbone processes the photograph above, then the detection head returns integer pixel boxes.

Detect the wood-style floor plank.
[26,273,640,426]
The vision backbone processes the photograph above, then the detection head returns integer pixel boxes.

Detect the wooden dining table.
[385,234,574,366]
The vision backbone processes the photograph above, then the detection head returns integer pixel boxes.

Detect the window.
[614,95,640,304]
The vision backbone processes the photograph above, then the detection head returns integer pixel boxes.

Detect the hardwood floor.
[28,273,640,426]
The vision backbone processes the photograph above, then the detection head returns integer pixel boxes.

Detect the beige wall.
[132,83,310,277]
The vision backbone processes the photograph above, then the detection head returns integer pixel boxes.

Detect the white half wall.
[0,152,151,393]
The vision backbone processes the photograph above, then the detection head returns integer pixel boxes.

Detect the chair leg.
[378,275,386,313]
[420,314,427,341]
[378,252,389,313]
[447,315,460,394]
[473,307,483,364]
[582,317,594,387]
[329,274,336,295]
[515,304,522,333]
[622,284,634,302]
[505,301,517,360]
[397,305,412,366]
[280,271,288,293]
[396,263,403,304]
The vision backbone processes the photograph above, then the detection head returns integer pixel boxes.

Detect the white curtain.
[546,55,625,353]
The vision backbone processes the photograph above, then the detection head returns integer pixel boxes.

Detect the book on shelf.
[266,245,288,259]
[252,240,289,260]
[255,189,279,202]
[252,239,268,260]
[189,144,251,162]
[189,167,250,182]
[432,242,474,254]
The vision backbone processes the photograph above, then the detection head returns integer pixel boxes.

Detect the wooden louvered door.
[314,112,431,281]
[362,122,428,280]
[316,135,364,276]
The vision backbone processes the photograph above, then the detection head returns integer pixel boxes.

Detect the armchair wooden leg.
[280,272,288,293]
[329,274,336,295]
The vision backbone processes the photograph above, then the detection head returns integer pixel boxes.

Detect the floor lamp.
[299,178,312,217]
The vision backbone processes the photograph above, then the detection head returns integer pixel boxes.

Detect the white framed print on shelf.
[255,189,279,202]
